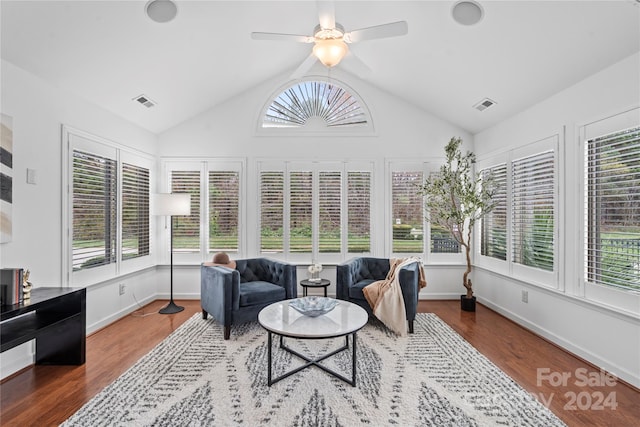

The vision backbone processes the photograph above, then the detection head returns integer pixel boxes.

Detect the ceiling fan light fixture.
[313,38,348,68]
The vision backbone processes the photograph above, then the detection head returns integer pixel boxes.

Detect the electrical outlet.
[119,283,126,296]
[521,290,528,303]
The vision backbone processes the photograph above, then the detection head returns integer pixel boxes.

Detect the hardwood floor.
[1,300,638,426]
[423,301,639,427]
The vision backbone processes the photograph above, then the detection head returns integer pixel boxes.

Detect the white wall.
[157,69,473,299]
[0,60,160,379]
[158,69,472,158]
[473,52,640,388]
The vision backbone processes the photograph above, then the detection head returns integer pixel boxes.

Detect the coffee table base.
[267,332,358,387]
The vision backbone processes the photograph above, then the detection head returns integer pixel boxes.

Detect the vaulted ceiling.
[2,1,639,134]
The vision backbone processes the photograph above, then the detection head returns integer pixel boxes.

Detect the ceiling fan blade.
[251,32,314,43]
[291,53,318,79]
[342,51,372,79]
[344,21,408,43]
[317,0,335,29]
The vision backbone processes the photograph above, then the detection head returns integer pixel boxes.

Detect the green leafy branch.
[419,137,498,298]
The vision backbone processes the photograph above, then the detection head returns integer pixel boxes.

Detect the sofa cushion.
[348,279,377,300]
[239,281,285,306]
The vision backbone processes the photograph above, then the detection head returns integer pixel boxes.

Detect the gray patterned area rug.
[62,313,565,426]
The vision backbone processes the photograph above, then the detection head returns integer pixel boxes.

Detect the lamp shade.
[313,38,348,67]
[153,193,191,216]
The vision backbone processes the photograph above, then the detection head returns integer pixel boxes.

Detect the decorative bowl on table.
[289,296,338,317]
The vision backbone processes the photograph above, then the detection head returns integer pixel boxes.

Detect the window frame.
[256,77,375,137]
[479,162,508,262]
[475,135,560,290]
[62,126,154,287]
[510,143,558,285]
[256,160,374,263]
[161,159,245,265]
[386,160,464,264]
[120,151,152,271]
[579,107,640,314]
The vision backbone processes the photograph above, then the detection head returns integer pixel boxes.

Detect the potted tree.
[419,137,497,311]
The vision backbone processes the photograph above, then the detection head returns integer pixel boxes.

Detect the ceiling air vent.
[473,98,496,112]
[133,94,157,108]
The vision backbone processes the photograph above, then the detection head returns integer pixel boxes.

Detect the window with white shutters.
[72,150,117,270]
[122,163,149,260]
[512,150,555,271]
[208,171,239,252]
[260,171,284,253]
[261,80,370,129]
[65,127,155,286]
[422,171,462,255]
[347,171,371,253]
[586,126,640,291]
[392,171,423,253]
[319,171,341,253]
[258,163,373,259]
[171,170,200,252]
[480,164,507,260]
[290,171,313,253]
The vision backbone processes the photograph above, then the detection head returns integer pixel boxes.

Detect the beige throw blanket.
[362,257,427,336]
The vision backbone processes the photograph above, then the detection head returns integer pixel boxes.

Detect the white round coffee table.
[258,298,368,386]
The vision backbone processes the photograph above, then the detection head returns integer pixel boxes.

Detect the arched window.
[260,79,372,132]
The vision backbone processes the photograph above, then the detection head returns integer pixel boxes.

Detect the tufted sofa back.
[234,258,297,297]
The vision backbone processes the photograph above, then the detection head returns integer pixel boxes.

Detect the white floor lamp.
[154,193,191,314]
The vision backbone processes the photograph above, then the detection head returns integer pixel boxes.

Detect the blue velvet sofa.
[336,257,420,333]
[201,258,297,339]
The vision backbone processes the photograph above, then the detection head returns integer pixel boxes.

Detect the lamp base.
[159,300,184,314]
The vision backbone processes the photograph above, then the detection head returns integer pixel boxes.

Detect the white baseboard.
[87,294,157,334]
[155,292,202,301]
[419,293,460,300]
[0,342,34,379]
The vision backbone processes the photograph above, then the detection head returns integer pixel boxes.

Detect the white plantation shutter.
[260,171,284,253]
[348,171,371,253]
[586,126,640,290]
[319,171,341,253]
[171,171,200,252]
[512,150,555,271]
[208,171,239,252]
[262,81,368,128]
[425,171,461,254]
[122,163,149,260]
[392,171,423,253]
[72,150,117,270]
[480,164,507,260]
[258,163,373,258]
[290,171,313,253]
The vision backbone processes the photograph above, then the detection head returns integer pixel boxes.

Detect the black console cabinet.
[1,287,86,365]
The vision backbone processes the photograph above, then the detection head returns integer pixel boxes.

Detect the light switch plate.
[26,168,37,184]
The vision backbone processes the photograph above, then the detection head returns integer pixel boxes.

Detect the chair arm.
[200,265,241,324]
[336,257,362,300]
[398,262,420,318]
[261,259,298,299]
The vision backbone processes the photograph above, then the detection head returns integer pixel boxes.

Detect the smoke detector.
[145,0,178,23]
[473,98,496,112]
[133,94,157,108]
[452,1,484,26]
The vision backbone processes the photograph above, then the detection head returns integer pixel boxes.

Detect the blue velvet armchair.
[336,257,420,333]
[201,258,297,339]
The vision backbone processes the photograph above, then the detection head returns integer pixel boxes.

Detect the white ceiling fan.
[251,0,408,78]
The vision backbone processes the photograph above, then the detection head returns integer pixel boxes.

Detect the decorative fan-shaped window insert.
[262,80,370,130]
